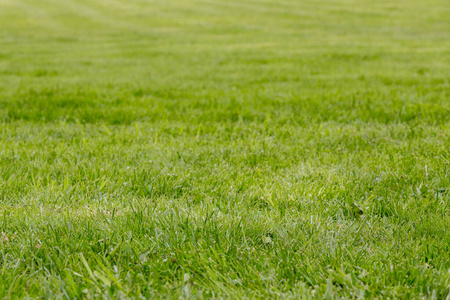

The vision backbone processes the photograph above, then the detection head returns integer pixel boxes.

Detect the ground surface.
[0,0,450,298]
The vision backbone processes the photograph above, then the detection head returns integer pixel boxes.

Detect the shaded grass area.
[0,0,450,298]
[1,87,449,125]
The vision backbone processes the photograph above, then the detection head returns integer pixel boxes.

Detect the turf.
[1,0,450,298]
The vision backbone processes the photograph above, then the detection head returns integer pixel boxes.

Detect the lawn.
[0,0,450,298]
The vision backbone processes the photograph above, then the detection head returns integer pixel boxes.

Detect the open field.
[1,0,450,298]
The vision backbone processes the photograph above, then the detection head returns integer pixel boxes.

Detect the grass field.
[1,0,450,298]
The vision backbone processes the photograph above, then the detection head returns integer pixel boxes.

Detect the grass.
[0,0,450,298]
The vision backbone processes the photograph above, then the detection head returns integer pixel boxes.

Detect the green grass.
[1,0,450,298]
